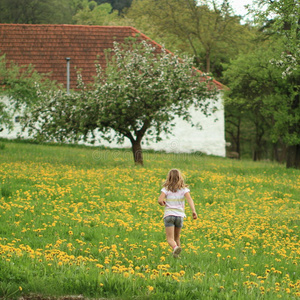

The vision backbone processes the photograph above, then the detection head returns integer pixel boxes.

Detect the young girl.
[158,169,197,258]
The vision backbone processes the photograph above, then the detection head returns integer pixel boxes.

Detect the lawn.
[0,140,299,299]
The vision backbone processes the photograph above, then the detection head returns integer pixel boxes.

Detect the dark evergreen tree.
[94,0,133,15]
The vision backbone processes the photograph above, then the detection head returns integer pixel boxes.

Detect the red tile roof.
[0,24,223,90]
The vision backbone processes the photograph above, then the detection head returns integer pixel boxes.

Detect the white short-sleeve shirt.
[161,187,190,218]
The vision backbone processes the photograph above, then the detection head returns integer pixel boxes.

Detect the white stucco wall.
[156,93,226,156]
[1,94,226,157]
[89,93,226,156]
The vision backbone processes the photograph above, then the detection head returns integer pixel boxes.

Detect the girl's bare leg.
[174,227,181,247]
[165,226,177,249]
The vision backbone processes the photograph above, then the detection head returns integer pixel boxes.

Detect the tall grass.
[0,140,299,299]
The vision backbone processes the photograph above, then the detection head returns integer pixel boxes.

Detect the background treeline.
[0,0,299,166]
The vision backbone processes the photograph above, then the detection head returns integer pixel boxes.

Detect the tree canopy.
[0,0,79,24]
[223,0,300,168]
[72,1,119,25]
[223,42,287,160]
[127,0,254,78]
[253,0,299,168]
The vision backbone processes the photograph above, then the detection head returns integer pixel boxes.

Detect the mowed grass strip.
[0,141,299,299]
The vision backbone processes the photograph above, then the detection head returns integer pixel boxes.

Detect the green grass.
[0,140,299,299]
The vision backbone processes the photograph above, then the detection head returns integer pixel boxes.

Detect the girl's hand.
[158,192,166,206]
[192,212,198,219]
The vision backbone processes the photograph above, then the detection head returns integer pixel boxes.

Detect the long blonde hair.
[163,169,187,192]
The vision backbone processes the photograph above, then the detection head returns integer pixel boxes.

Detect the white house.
[0,24,226,157]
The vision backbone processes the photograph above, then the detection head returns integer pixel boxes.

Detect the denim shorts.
[164,216,183,228]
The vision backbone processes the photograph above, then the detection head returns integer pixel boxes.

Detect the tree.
[128,0,253,78]
[94,0,133,15]
[126,0,191,56]
[73,1,119,25]
[250,0,300,168]
[0,54,57,133]
[27,38,218,165]
[223,42,299,166]
[0,0,78,24]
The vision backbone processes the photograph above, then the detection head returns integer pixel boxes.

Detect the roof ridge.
[0,23,135,29]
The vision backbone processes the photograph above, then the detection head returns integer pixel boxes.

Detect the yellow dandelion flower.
[147,286,154,292]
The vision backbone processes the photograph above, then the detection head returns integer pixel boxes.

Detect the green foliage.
[0,101,13,132]
[26,38,218,165]
[0,281,22,300]
[253,0,299,63]
[224,0,300,168]
[0,54,58,133]
[223,41,300,167]
[0,55,53,106]
[127,0,191,55]
[127,0,254,78]
[0,0,77,24]
[252,0,299,100]
[73,1,119,25]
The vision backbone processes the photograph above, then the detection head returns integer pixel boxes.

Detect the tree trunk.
[253,142,263,161]
[273,141,286,163]
[286,81,300,169]
[252,118,265,161]
[286,144,300,169]
[206,51,210,73]
[236,117,241,157]
[131,140,143,166]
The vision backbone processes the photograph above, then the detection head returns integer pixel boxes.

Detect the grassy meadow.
[0,140,299,299]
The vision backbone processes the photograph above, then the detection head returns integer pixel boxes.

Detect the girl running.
[158,169,197,258]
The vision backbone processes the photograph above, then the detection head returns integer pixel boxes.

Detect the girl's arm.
[185,192,197,219]
[158,192,166,206]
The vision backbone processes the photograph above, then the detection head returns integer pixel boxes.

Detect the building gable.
[0,24,225,157]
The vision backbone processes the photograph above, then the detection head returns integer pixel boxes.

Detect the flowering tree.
[27,38,218,165]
